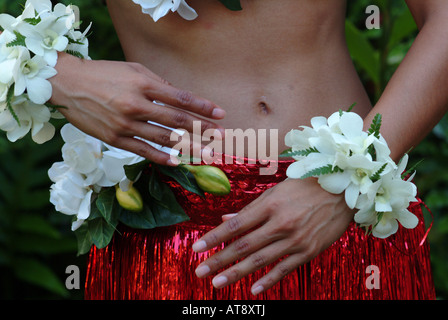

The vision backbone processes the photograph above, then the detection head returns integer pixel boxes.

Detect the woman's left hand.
[192,177,355,295]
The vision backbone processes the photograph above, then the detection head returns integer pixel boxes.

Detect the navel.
[257,101,271,115]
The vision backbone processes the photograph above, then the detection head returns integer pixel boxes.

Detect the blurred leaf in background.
[0,0,447,299]
[0,0,123,299]
[346,0,448,299]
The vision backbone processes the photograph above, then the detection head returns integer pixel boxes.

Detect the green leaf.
[279,147,319,158]
[6,31,26,48]
[124,160,150,181]
[148,167,163,201]
[280,148,292,155]
[6,84,20,126]
[88,217,117,249]
[14,257,68,297]
[345,20,380,84]
[23,17,41,25]
[387,8,417,50]
[368,113,382,139]
[300,164,344,179]
[74,222,93,256]
[370,163,388,182]
[218,0,242,11]
[65,49,85,59]
[14,214,61,239]
[66,36,85,45]
[402,158,424,180]
[118,204,157,229]
[149,183,190,227]
[347,102,357,112]
[373,212,384,230]
[95,188,118,224]
[156,164,205,197]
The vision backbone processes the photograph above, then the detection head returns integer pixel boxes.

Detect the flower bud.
[115,184,144,212]
[183,165,231,195]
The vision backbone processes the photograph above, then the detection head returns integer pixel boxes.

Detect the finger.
[128,62,173,85]
[195,224,278,279]
[129,121,207,154]
[192,202,268,253]
[210,239,291,290]
[112,136,175,166]
[144,82,226,120]
[250,253,306,295]
[127,64,225,120]
[132,101,226,139]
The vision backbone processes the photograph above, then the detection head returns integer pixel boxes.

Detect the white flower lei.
[132,0,198,22]
[0,0,91,144]
[283,109,419,239]
[131,0,243,22]
[49,123,145,232]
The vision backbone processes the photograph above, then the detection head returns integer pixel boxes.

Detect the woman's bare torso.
[106,0,372,154]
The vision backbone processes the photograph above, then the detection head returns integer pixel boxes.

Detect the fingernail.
[222,213,238,218]
[195,265,210,277]
[192,240,207,252]
[212,275,228,288]
[222,213,238,221]
[167,157,179,166]
[212,108,226,119]
[251,285,264,295]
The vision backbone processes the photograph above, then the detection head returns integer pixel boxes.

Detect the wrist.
[0,0,91,144]
[283,108,419,239]
[48,51,83,105]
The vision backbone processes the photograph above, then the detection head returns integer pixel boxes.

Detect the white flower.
[285,110,419,238]
[49,124,109,230]
[0,31,30,86]
[25,0,53,16]
[286,152,333,180]
[65,25,92,60]
[0,96,55,144]
[12,49,57,104]
[318,153,386,208]
[133,0,198,22]
[0,82,9,103]
[0,2,37,33]
[285,126,317,160]
[49,124,148,228]
[48,162,94,231]
[102,145,145,191]
[60,124,114,187]
[17,14,70,66]
[354,160,418,238]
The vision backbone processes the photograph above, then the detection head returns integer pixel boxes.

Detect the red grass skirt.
[84,157,435,300]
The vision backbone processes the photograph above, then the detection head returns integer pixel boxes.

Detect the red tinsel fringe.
[84,157,435,300]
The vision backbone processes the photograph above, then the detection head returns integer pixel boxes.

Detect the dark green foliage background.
[0,0,446,299]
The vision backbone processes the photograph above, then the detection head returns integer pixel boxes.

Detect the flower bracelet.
[282,107,420,239]
[0,0,91,144]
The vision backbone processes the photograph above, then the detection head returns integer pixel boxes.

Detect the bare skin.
[48,0,448,295]
[107,0,372,151]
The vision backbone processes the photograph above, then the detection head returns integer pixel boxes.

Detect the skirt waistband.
[160,156,292,227]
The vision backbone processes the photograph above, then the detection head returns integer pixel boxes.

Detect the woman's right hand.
[49,53,226,165]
